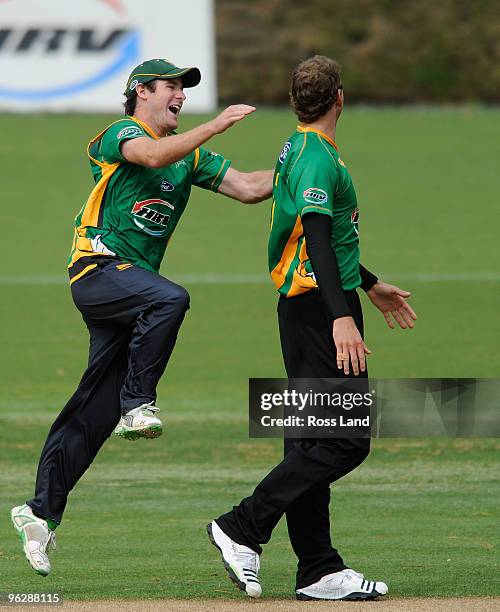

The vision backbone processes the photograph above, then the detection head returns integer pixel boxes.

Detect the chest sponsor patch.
[160,180,175,192]
[303,187,328,205]
[131,199,174,237]
[117,126,143,139]
[279,141,291,163]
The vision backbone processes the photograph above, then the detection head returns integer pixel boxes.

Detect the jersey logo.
[351,207,359,235]
[303,187,328,205]
[160,180,175,192]
[279,141,291,163]
[131,199,174,237]
[90,234,116,255]
[294,258,318,290]
[117,126,143,139]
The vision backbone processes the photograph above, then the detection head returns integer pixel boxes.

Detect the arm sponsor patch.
[303,187,328,205]
[279,141,291,163]
[117,126,144,139]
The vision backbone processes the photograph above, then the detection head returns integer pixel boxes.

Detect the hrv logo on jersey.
[303,187,328,205]
[131,199,173,237]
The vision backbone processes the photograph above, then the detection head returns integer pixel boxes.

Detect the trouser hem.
[26,502,60,528]
[214,517,262,555]
[120,397,155,414]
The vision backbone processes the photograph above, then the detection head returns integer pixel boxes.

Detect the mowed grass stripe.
[0,273,500,284]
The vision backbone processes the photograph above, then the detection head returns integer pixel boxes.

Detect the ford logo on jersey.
[0,0,140,104]
[160,180,175,192]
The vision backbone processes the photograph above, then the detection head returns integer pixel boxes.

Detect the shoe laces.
[28,529,56,555]
[340,568,364,584]
[47,531,57,551]
[232,542,259,574]
[323,568,363,587]
[140,403,160,417]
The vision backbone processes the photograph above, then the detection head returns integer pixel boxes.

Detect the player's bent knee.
[158,285,190,315]
[172,286,190,312]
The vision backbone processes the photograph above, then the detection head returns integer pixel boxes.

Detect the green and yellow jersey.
[269,125,361,297]
[68,116,231,282]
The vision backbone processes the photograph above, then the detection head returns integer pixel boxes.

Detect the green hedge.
[216,0,500,103]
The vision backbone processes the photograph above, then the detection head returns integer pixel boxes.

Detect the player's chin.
[165,110,179,131]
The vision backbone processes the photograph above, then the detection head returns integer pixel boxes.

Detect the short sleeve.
[192,147,232,192]
[287,155,339,218]
[100,120,147,163]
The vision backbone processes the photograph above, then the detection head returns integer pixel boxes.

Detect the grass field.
[0,108,499,601]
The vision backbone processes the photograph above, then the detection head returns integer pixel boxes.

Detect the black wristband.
[359,263,378,292]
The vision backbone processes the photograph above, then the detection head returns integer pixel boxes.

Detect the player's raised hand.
[211,104,256,134]
[366,281,417,329]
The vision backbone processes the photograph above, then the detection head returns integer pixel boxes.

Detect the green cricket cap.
[124,58,201,96]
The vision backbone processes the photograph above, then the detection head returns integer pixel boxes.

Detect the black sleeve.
[302,212,351,320]
[359,263,378,292]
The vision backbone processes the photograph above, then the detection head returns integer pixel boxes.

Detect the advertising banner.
[0,0,216,112]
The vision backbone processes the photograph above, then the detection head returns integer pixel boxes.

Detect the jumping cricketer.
[11,58,273,577]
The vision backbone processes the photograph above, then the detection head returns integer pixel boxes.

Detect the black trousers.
[27,258,190,525]
[216,289,370,590]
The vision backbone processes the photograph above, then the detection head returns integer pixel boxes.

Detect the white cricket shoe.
[296,568,388,601]
[11,504,56,577]
[207,520,262,598]
[114,403,163,440]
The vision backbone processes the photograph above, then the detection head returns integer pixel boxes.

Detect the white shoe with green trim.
[113,403,163,440]
[296,568,388,601]
[207,520,262,598]
[11,504,56,577]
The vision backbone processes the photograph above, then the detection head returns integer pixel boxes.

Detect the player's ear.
[335,86,344,117]
[135,83,148,101]
[337,86,344,107]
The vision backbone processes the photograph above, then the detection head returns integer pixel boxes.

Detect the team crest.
[351,207,359,235]
[294,258,317,290]
[131,199,174,237]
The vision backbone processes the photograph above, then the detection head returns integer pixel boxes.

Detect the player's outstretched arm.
[366,281,417,329]
[121,105,256,168]
[217,168,274,204]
